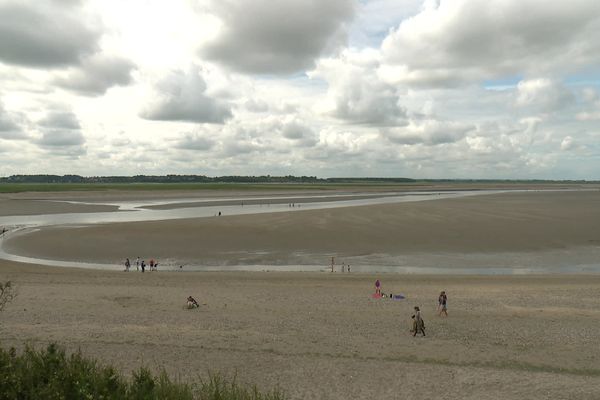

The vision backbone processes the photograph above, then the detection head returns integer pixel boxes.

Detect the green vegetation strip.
[0,344,285,400]
[0,182,422,193]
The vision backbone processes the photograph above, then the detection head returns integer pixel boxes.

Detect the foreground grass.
[0,344,285,400]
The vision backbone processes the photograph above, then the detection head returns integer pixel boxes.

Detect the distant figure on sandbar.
[135,257,140,271]
[218,211,222,216]
[412,306,425,337]
[438,291,448,317]
[375,279,381,295]
[149,259,155,271]
[141,260,146,273]
[187,296,199,309]
[347,265,351,273]
[124,258,130,272]
[154,261,159,271]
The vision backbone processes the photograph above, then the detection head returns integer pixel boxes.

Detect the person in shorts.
[438,291,448,317]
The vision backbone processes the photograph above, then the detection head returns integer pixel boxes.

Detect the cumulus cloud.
[140,67,233,124]
[0,1,99,68]
[201,0,355,74]
[313,50,407,126]
[382,120,474,146]
[35,109,86,156]
[0,102,28,139]
[38,111,81,130]
[380,0,600,86]
[174,132,215,150]
[37,129,85,147]
[244,99,269,113]
[515,78,574,112]
[560,136,576,151]
[53,54,136,96]
[280,120,318,147]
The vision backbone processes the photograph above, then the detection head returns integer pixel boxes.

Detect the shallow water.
[0,190,483,226]
[2,188,599,274]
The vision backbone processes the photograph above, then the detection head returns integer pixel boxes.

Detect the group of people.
[124,257,159,272]
[330,257,351,273]
[374,279,449,337]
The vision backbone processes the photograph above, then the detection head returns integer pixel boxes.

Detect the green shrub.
[0,344,285,400]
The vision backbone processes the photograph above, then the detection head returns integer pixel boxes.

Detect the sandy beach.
[1,262,599,399]
[1,187,600,399]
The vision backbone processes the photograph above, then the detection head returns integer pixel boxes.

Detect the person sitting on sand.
[187,296,199,309]
[438,291,448,317]
[411,306,425,337]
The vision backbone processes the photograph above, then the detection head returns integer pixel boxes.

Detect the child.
[187,296,199,309]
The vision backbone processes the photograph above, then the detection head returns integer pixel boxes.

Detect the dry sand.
[0,261,599,399]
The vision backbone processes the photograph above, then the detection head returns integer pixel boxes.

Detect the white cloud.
[515,78,574,112]
[174,131,215,151]
[312,49,407,126]
[0,101,28,139]
[381,0,600,86]
[140,66,233,124]
[201,0,355,74]
[0,1,100,68]
[53,54,136,96]
[0,0,598,179]
[382,120,474,146]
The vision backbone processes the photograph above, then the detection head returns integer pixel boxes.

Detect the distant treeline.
[0,174,417,184]
[0,175,596,184]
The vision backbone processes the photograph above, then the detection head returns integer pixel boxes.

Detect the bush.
[0,281,16,312]
[0,344,285,400]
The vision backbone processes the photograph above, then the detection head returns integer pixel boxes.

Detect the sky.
[0,0,599,179]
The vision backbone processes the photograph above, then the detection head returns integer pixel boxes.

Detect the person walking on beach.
[375,279,381,296]
[124,258,131,272]
[135,257,140,271]
[438,291,448,317]
[141,260,146,273]
[412,306,425,337]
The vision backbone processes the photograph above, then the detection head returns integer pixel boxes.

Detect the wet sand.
[0,261,599,400]
[3,190,600,270]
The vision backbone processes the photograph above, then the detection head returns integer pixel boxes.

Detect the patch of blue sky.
[483,76,522,91]
[564,74,600,87]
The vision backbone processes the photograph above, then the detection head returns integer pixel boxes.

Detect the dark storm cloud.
[140,67,233,124]
[0,1,100,68]
[201,0,355,74]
